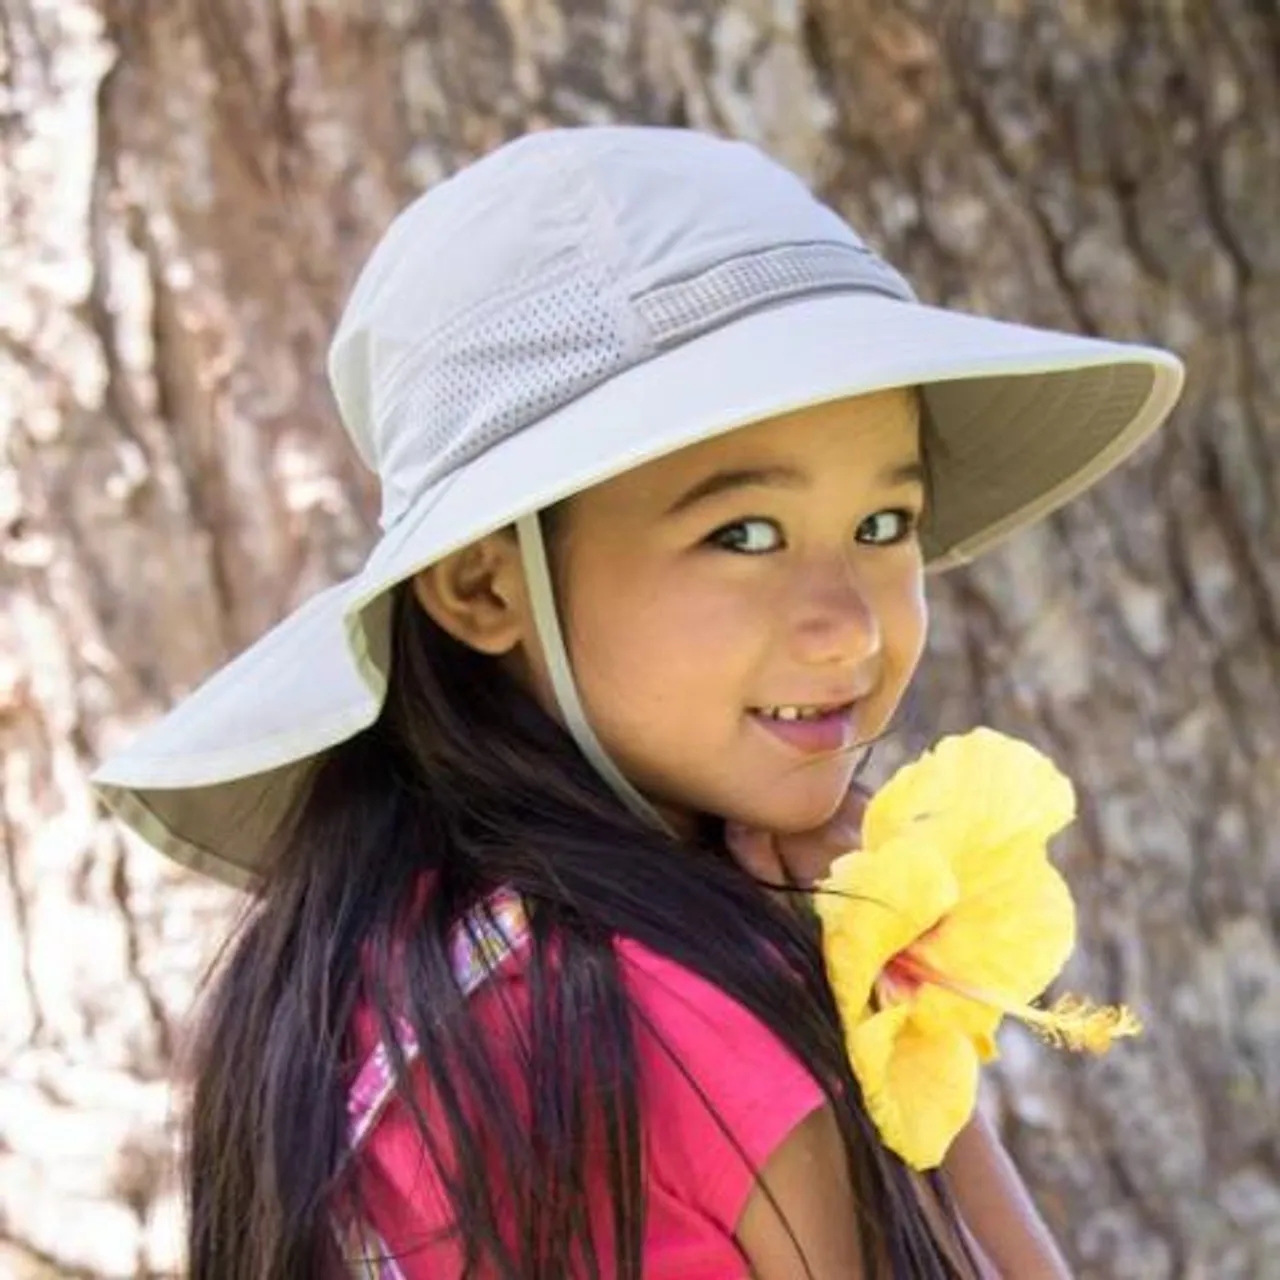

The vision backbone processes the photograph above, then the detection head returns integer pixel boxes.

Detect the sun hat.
[90,125,1184,889]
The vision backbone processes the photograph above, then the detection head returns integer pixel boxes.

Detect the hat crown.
[326,126,915,530]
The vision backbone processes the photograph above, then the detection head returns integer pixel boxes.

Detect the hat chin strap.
[515,513,676,836]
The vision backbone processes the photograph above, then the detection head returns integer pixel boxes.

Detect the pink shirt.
[334,889,825,1278]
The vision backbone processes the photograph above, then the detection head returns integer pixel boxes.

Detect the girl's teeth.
[765,705,825,721]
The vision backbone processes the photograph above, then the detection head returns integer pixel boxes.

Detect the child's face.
[539,387,928,836]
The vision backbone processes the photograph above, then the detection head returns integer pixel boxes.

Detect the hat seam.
[563,144,665,356]
[372,246,616,431]
[369,145,592,416]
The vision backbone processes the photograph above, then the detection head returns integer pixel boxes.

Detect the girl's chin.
[715,785,851,837]
[655,766,857,840]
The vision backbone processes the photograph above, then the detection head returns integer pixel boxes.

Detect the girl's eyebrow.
[664,459,925,517]
[665,466,806,516]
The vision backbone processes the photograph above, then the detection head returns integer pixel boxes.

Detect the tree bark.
[1,1,1276,1275]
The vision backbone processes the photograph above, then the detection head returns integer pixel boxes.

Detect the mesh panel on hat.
[637,241,914,343]
[376,263,634,531]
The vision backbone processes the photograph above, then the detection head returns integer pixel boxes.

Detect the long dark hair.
[184,539,978,1278]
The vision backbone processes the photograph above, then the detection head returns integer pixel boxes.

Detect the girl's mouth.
[748,702,858,755]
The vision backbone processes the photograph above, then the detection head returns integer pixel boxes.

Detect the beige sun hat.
[91,125,1184,889]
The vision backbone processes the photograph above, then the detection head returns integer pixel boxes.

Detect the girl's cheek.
[889,589,929,682]
[656,569,753,630]
[879,557,927,620]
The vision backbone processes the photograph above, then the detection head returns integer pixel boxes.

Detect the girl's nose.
[789,568,882,668]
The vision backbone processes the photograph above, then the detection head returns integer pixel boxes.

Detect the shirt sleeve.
[617,938,828,1237]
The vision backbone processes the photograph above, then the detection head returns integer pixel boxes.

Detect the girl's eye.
[856,509,918,546]
[708,517,784,555]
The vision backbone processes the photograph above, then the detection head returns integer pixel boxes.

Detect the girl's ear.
[411,532,529,656]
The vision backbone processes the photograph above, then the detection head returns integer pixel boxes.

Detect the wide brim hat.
[91,126,1184,888]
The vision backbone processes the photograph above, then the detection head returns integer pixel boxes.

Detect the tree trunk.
[1,1,1276,1275]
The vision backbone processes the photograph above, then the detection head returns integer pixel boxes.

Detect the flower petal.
[815,819,960,1020]
[863,730,1076,885]
[848,1002,980,1170]
[918,849,1077,1006]
[906,981,1003,1059]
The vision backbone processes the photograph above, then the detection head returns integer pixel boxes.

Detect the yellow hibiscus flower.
[815,728,1142,1171]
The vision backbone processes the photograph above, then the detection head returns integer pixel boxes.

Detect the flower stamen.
[880,946,1142,1054]
[1015,994,1143,1054]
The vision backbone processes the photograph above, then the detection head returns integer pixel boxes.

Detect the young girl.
[92,126,1183,1279]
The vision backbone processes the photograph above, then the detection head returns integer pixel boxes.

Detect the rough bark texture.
[1,1,1277,1276]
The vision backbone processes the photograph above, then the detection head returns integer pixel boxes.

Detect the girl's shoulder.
[339,885,827,1272]
[346,883,825,1148]
[417,885,817,1088]
[355,881,821,1070]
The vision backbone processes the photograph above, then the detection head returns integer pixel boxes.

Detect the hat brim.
[92,291,1183,886]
